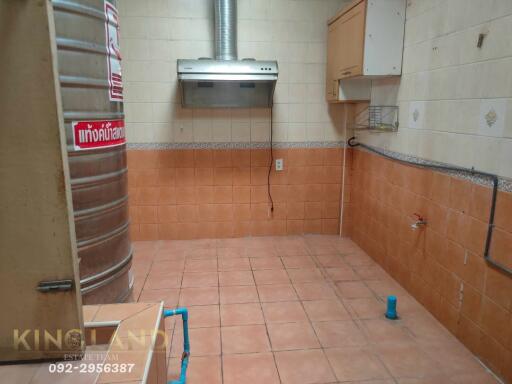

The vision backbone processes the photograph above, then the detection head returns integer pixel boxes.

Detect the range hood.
[177,0,278,108]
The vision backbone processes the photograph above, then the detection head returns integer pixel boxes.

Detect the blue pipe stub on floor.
[385,295,398,320]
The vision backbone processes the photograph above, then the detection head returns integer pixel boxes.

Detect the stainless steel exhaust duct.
[214,0,237,61]
[177,0,278,108]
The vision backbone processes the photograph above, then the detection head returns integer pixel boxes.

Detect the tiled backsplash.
[359,0,512,178]
[118,0,350,144]
[128,146,350,240]
[347,148,512,382]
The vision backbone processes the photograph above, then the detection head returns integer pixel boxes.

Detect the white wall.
[118,0,349,144]
[357,0,512,178]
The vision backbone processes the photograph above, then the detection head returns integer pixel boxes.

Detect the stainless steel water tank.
[52,0,133,304]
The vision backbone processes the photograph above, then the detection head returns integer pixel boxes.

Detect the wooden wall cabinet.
[326,0,406,102]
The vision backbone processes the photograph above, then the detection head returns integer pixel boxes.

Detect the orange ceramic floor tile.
[222,353,279,384]
[336,281,375,298]
[181,272,219,288]
[250,256,284,270]
[220,303,264,326]
[218,270,255,286]
[267,321,320,351]
[253,269,290,285]
[127,236,502,384]
[186,305,220,329]
[217,257,250,271]
[144,273,182,290]
[287,267,324,283]
[345,297,387,319]
[281,255,317,269]
[373,342,442,379]
[360,318,413,344]
[179,287,219,306]
[262,301,309,323]
[168,356,221,384]
[171,327,221,357]
[257,284,299,302]
[293,281,338,300]
[312,320,367,348]
[221,325,271,354]
[316,253,347,267]
[325,346,391,382]
[274,349,336,384]
[325,266,359,281]
[149,259,185,274]
[184,258,218,272]
[302,299,351,321]
[138,288,180,308]
[219,285,259,304]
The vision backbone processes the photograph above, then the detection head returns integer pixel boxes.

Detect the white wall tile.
[125,103,152,123]
[193,121,213,142]
[212,123,232,142]
[288,83,306,104]
[124,83,152,102]
[150,83,175,103]
[251,121,271,141]
[152,103,174,123]
[148,18,170,40]
[126,122,153,142]
[122,17,150,39]
[287,123,306,141]
[306,122,324,141]
[272,122,289,142]
[362,0,512,177]
[148,40,172,61]
[479,99,507,137]
[149,61,173,82]
[152,122,174,142]
[231,121,251,142]
[407,101,425,130]
[121,0,350,144]
[288,104,306,123]
[498,139,512,178]
[168,0,212,19]
[174,120,194,142]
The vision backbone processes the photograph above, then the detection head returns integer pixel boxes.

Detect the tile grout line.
[250,243,284,384]
[315,242,398,384]
[307,240,400,383]
[303,243,351,383]
[282,243,338,383]
[316,240,421,384]
[133,236,503,384]
[167,245,186,378]
[214,247,224,384]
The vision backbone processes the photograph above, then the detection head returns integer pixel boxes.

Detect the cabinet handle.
[342,70,352,76]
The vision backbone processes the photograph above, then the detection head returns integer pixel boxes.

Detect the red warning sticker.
[72,120,126,150]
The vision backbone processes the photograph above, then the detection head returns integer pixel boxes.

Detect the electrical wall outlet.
[275,158,284,171]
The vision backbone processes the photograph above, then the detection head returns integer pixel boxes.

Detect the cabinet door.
[331,0,366,80]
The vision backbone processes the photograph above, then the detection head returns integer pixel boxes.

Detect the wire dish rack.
[352,105,399,132]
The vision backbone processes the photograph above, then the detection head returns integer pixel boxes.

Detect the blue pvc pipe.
[385,296,398,320]
[164,308,190,384]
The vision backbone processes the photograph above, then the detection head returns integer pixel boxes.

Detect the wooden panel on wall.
[0,0,84,362]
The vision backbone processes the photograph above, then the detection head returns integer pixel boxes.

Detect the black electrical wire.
[348,136,511,277]
[267,107,274,212]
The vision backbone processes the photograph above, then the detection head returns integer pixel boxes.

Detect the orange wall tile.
[128,147,346,241]
[348,148,512,383]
